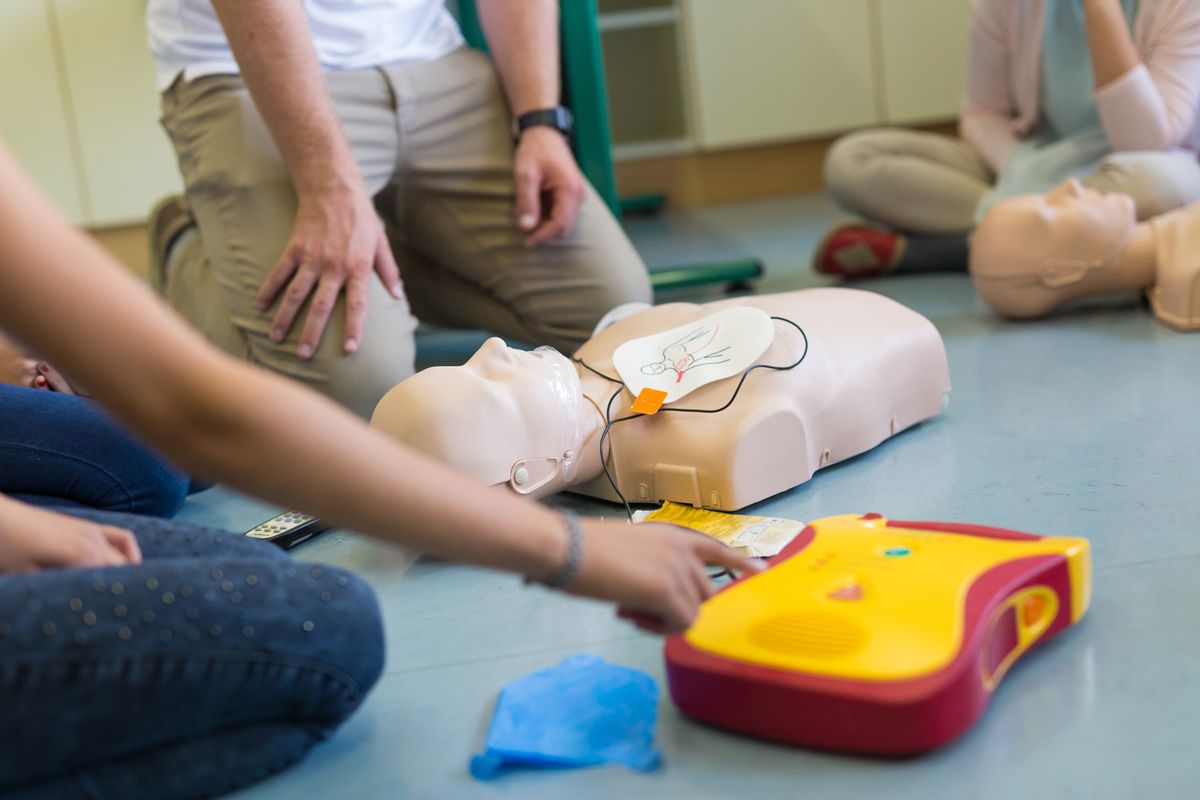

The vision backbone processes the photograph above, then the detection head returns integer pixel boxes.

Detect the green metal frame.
[455,0,761,292]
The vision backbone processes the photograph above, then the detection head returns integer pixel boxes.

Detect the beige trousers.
[824,127,1200,235]
[160,48,651,417]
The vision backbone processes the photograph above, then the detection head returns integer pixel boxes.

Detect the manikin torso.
[1147,203,1200,329]
[372,288,951,511]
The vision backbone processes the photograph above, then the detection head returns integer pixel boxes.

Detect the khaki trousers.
[824,127,1200,235]
[160,48,651,417]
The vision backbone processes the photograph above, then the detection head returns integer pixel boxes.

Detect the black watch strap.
[513,106,574,141]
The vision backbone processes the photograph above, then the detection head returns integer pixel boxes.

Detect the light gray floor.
[182,193,1200,799]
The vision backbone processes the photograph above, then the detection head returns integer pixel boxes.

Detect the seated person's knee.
[824,130,886,209]
[284,566,385,715]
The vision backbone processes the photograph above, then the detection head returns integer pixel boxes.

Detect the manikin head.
[370,338,587,495]
[970,179,1138,318]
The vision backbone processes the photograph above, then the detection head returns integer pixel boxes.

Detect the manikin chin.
[371,288,952,512]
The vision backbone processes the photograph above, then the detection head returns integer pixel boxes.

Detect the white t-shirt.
[146,0,465,90]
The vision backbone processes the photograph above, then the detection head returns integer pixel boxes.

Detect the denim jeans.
[0,386,189,516]
[0,510,385,800]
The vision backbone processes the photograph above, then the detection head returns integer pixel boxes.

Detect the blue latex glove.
[470,654,662,780]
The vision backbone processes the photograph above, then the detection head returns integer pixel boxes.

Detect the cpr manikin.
[971,178,1200,329]
[370,289,950,511]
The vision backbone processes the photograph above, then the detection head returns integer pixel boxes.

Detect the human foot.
[812,223,906,279]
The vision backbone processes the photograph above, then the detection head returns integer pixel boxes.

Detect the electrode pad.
[612,307,775,404]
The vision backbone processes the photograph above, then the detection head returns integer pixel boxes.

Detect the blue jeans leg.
[0,386,189,517]
[0,511,385,800]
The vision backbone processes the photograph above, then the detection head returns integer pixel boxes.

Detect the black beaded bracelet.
[528,511,584,590]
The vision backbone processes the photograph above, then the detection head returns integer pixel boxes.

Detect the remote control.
[244,511,332,549]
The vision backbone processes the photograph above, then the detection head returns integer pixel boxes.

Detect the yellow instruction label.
[635,501,804,557]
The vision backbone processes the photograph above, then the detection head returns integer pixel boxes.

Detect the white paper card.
[612,306,775,404]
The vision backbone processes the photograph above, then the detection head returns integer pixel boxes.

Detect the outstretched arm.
[0,144,757,630]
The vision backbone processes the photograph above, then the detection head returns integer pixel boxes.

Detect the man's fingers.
[524,190,566,246]
[524,219,562,247]
[256,252,301,312]
[296,276,343,359]
[550,183,582,239]
[515,166,542,232]
[342,274,369,355]
[269,263,321,345]
[525,183,581,247]
[373,230,403,300]
[101,526,142,564]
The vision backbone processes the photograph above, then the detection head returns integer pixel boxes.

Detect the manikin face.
[972,179,1137,284]
[370,338,585,489]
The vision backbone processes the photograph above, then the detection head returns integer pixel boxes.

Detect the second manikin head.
[970,179,1139,318]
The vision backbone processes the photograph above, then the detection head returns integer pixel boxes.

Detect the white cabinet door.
[53,0,181,226]
[0,1,86,222]
[877,0,972,125]
[681,0,877,150]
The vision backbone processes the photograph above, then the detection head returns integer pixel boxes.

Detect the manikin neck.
[570,371,618,487]
[1117,222,1157,287]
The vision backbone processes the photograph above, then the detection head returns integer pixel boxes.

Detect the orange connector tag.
[630,387,668,415]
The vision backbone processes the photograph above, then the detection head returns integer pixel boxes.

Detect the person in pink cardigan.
[816,0,1200,278]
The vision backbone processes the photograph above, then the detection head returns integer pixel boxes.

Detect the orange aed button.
[1021,593,1047,627]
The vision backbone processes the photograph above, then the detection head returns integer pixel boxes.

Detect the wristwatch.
[512,106,575,142]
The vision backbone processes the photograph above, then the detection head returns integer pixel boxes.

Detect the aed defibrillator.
[665,513,1091,755]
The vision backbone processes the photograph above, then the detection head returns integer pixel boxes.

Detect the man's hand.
[0,496,142,574]
[209,0,404,360]
[515,127,586,247]
[255,185,403,359]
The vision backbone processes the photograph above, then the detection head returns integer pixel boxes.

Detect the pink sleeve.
[1096,1,1200,152]
[959,0,1019,173]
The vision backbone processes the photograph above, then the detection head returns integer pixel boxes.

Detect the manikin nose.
[477,337,514,362]
[1050,178,1084,202]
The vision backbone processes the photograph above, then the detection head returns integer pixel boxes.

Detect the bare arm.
[1085,0,1200,151]
[1082,0,1140,89]
[477,0,587,245]
[960,0,1017,173]
[0,144,558,578]
[478,0,559,117]
[209,0,401,359]
[0,144,757,630]
[210,0,355,204]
